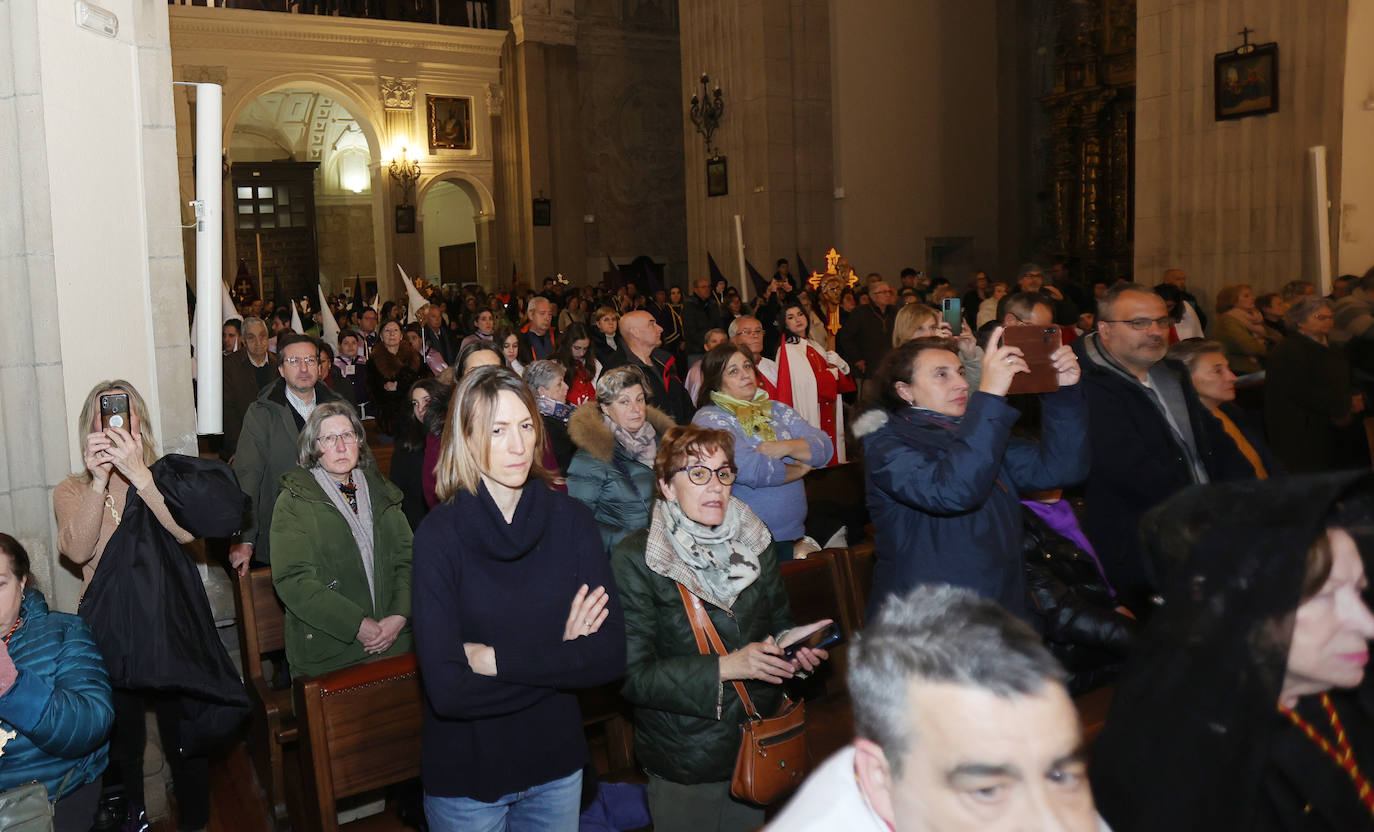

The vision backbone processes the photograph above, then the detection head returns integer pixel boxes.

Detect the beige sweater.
[53,473,195,596]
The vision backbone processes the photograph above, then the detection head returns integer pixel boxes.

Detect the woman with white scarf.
[1211,283,1270,375]
[610,424,830,832]
[271,401,413,678]
[567,365,677,551]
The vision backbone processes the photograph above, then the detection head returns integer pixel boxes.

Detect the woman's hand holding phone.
[1050,344,1082,387]
[979,327,1028,397]
[103,426,152,491]
[83,432,114,489]
[778,618,835,673]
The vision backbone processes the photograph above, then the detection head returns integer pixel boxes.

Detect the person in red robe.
[765,299,855,464]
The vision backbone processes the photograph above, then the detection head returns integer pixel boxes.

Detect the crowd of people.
[4,259,1373,832]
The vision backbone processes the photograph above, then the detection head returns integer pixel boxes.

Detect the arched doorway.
[419,180,479,289]
[228,87,381,307]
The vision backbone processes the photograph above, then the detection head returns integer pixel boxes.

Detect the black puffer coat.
[1021,506,1140,696]
[610,516,793,784]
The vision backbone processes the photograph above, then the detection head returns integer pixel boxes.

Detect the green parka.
[566,402,677,552]
[610,505,794,784]
[270,466,413,678]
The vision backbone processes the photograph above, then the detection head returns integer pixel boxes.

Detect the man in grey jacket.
[228,333,343,573]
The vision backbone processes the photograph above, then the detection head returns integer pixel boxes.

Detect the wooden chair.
[838,542,876,629]
[578,682,638,780]
[292,653,424,832]
[232,567,296,818]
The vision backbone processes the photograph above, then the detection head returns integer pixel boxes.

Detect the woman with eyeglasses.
[271,401,413,678]
[610,425,831,831]
[1265,297,1368,473]
[691,343,832,562]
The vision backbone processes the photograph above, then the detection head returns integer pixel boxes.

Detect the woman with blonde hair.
[892,303,983,390]
[412,366,626,831]
[54,379,246,832]
[1212,283,1270,374]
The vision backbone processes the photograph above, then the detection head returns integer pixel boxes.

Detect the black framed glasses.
[1101,316,1172,331]
[679,464,736,486]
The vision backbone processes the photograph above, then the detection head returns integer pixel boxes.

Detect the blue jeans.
[425,769,583,832]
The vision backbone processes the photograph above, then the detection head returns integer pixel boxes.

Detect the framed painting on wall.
[1214,42,1279,121]
[427,95,474,152]
[706,155,728,197]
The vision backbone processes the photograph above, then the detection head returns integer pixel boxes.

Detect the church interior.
[4,0,1374,829]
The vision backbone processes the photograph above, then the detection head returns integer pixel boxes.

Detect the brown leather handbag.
[676,583,808,805]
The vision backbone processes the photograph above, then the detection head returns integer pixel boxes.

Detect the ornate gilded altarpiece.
[1040,0,1136,281]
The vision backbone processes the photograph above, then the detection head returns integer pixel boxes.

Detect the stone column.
[678,0,833,291]
[0,0,193,611]
[475,213,497,289]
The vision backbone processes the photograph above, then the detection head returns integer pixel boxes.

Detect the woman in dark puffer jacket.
[0,533,113,832]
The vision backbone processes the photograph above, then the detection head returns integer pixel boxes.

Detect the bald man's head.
[619,310,662,351]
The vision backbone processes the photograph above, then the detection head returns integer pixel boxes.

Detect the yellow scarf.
[710,389,777,441]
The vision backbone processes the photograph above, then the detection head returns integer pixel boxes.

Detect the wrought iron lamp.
[688,74,724,156]
[388,147,421,205]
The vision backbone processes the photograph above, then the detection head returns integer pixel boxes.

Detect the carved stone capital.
[178,65,228,86]
[380,77,417,111]
[485,83,504,117]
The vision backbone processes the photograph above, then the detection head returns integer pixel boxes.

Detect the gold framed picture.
[427,95,474,152]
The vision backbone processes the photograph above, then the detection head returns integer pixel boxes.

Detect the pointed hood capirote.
[1091,471,1374,832]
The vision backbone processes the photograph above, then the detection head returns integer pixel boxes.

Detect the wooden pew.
[837,542,875,629]
[291,653,424,832]
[779,554,856,764]
[232,567,296,818]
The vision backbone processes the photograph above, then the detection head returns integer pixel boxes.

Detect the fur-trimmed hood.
[567,401,676,462]
[851,407,891,440]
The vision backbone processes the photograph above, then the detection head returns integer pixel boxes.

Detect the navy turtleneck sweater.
[412,479,626,801]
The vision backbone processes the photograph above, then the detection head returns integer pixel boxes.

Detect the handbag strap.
[675,583,762,720]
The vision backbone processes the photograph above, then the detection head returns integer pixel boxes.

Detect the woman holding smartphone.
[412,367,626,831]
[852,331,1088,619]
[54,380,244,832]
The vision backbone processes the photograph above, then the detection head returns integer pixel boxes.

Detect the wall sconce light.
[388,147,422,205]
[688,74,725,156]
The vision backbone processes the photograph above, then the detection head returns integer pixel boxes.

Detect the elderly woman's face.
[0,554,25,628]
[540,374,569,404]
[603,384,647,433]
[598,314,619,337]
[1286,529,1374,698]
[1297,305,1336,340]
[316,414,360,478]
[1236,287,1256,309]
[1188,352,1237,409]
[719,352,758,401]
[381,321,402,348]
[660,446,732,527]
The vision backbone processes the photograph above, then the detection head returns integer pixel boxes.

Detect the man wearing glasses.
[230,333,346,572]
[1072,283,1247,613]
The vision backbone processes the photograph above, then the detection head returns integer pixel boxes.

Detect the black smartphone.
[942,297,962,331]
[782,621,844,660]
[99,393,130,432]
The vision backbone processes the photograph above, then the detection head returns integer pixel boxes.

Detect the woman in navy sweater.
[412,366,627,831]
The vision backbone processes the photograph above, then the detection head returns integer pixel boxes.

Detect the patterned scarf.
[709,389,777,441]
[537,395,573,423]
[646,498,768,610]
[310,466,376,600]
[606,414,658,468]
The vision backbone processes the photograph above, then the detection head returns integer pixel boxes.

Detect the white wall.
[420,181,477,280]
[1339,1,1374,278]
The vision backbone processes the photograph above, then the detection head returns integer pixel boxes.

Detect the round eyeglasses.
[678,464,736,486]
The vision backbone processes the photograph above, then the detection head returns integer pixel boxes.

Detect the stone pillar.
[678,0,833,291]
[0,0,193,611]
[380,77,421,302]
[505,0,586,286]
[475,213,497,289]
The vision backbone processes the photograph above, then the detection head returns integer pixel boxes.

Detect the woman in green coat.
[611,424,831,832]
[271,401,413,678]
[567,365,678,551]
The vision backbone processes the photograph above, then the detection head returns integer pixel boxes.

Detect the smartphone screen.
[782,621,844,659]
[100,393,131,432]
[942,297,962,331]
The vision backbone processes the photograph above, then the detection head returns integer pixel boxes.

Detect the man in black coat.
[681,276,726,365]
[837,280,898,389]
[421,303,458,366]
[602,310,694,424]
[221,317,278,462]
[1073,283,1250,610]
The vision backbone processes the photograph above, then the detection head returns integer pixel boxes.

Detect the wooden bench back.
[234,567,286,681]
[293,653,423,832]
[840,542,875,629]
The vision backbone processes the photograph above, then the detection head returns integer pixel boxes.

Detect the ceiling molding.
[170,6,507,57]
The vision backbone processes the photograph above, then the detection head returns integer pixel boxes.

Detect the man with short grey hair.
[221,316,278,462]
[603,310,693,423]
[766,586,1108,832]
[521,295,556,360]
